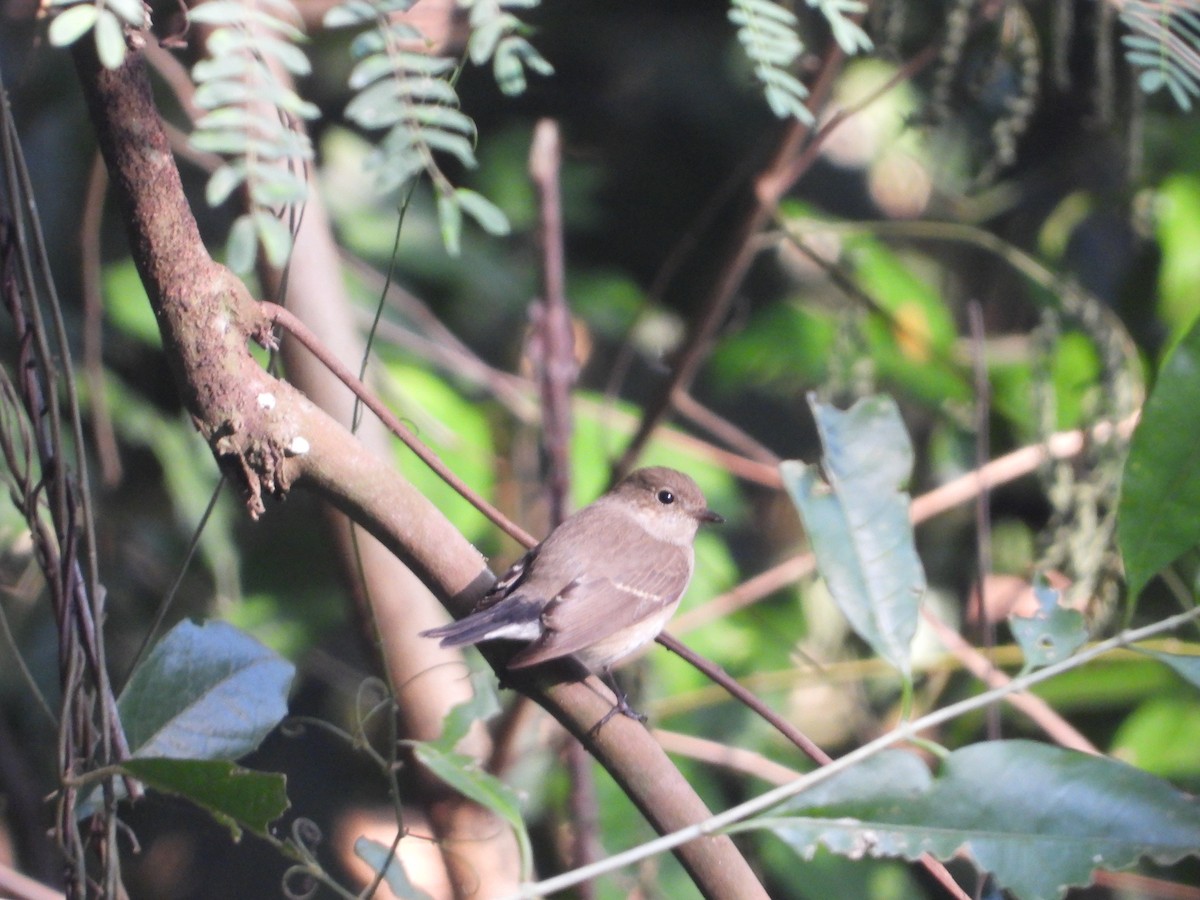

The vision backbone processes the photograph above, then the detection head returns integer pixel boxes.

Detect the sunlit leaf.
[456,188,510,236]
[226,213,258,273]
[93,8,126,69]
[48,5,98,47]
[437,190,463,256]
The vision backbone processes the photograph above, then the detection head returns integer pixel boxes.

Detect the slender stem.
[261,301,537,550]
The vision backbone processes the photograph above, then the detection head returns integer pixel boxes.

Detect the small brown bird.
[421,467,722,716]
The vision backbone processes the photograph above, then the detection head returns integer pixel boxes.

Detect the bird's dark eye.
[657,489,675,505]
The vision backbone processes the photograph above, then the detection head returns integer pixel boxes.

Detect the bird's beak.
[698,509,724,525]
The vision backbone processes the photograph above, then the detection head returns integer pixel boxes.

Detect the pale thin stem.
[504,606,1200,899]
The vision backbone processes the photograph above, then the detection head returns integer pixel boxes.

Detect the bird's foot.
[588,674,647,736]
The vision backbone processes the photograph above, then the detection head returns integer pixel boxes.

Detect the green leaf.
[93,8,126,69]
[456,188,510,236]
[353,837,435,900]
[1118,314,1200,601]
[1007,580,1087,670]
[780,395,925,678]
[119,758,289,841]
[413,743,532,878]
[437,190,463,256]
[254,213,294,267]
[48,5,98,47]
[226,213,258,273]
[432,669,501,752]
[755,740,1200,900]
[191,129,251,155]
[104,0,144,27]
[322,0,376,28]
[119,618,295,760]
[205,163,246,207]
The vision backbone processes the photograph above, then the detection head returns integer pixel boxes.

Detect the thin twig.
[610,38,845,480]
[528,117,598,895]
[528,118,575,526]
[967,301,999,740]
[260,301,537,549]
[655,636,970,900]
[80,153,122,485]
[657,634,825,762]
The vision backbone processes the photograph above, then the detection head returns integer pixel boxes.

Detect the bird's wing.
[506,543,691,668]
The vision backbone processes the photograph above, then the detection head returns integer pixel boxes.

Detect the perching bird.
[420,467,722,718]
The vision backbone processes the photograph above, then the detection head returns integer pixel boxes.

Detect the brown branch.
[71,43,768,900]
[80,152,122,486]
[527,118,575,526]
[528,118,601,895]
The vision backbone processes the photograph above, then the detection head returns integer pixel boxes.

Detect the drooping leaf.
[437,189,463,256]
[105,0,145,27]
[120,757,289,841]
[455,188,510,236]
[1007,580,1087,670]
[253,211,295,267]
[752,740,1200,900]
[354,837,435,900]
[413,743,532,878]
[93,8,126,69]
[780,395,925,678]
[1118,314,1200,602]
[226,213,259,273]
[119,619,295,760]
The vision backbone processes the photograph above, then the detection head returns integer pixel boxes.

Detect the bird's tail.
[419,595,543,647]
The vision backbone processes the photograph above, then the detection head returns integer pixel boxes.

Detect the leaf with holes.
[1008,580,1086,670]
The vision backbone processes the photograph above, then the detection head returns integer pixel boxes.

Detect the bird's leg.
[589,667,647,735]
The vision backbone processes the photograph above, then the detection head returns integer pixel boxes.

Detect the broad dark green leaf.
[413,743,531,877]
[755,741,1200,900]
[354,837,435,900]
[119,619,295,760]
[781,395,925,677]
[1008,581,1087,669]
[1119,314,1200,602]
[120,757,288,841]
